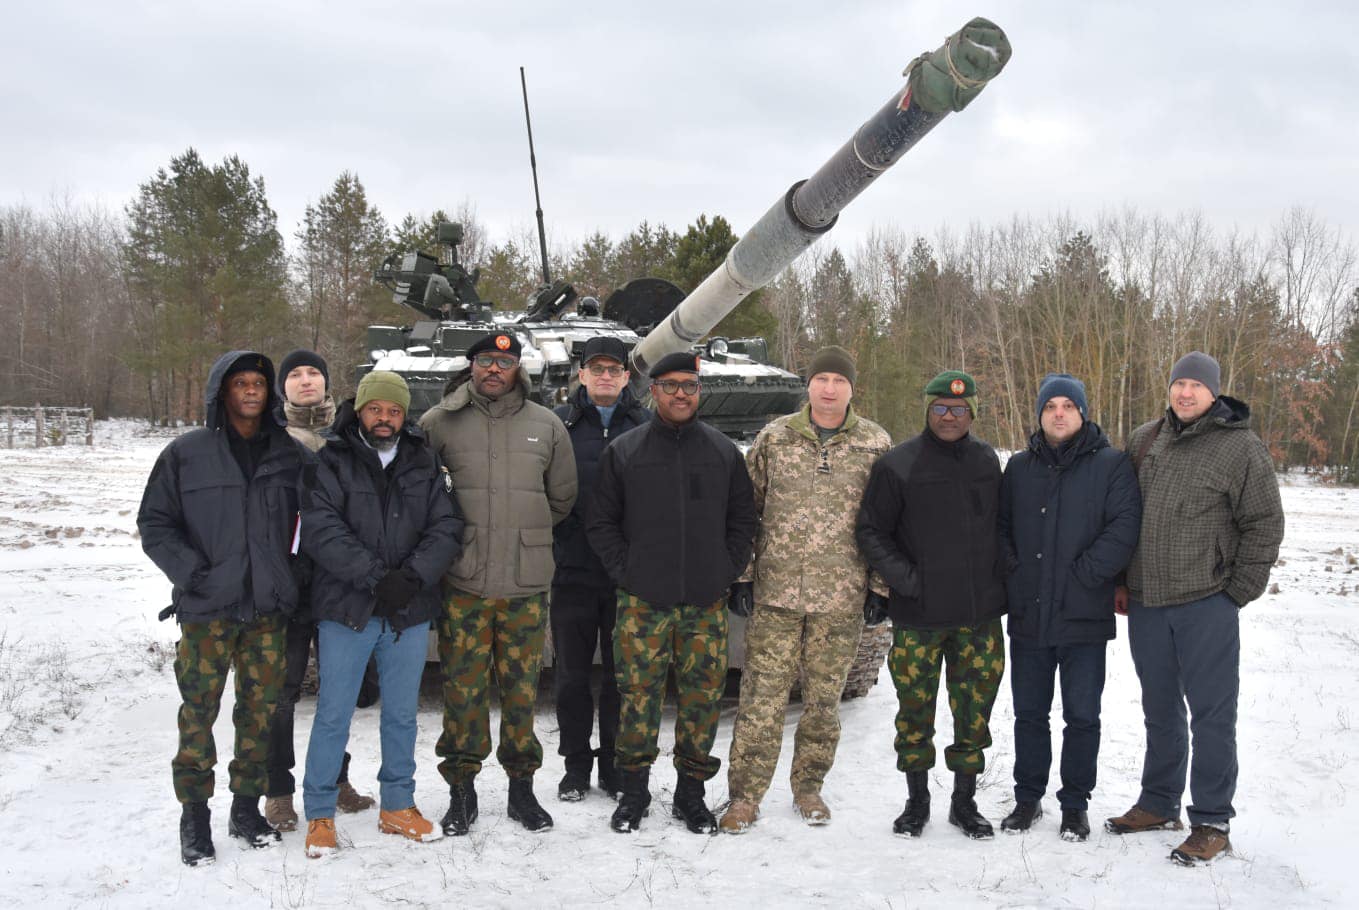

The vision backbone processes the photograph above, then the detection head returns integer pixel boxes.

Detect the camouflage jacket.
[741,404,891,613]
[1125,396,1284,608]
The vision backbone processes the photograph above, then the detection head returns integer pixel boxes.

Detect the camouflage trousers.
[728,605,863,803]
[889,620,1005,774]
[172,614,286,803]
[436,592,546,783]
[614,592,728,780]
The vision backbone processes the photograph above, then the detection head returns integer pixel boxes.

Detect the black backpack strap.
[1132,417,1164,473]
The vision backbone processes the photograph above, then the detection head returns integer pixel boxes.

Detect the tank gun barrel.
[629,17,1010,377]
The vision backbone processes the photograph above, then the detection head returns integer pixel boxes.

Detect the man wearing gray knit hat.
[1106,350,1284,866]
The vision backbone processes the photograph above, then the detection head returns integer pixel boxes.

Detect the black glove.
[374,568,421,617]
[863,590,890,627]
[727,581,754,617]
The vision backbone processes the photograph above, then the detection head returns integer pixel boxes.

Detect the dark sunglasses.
[929,404,971,418]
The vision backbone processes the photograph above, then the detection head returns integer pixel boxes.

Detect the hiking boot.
[507,777,554,832]
[671,775,717,835]
[305,818,337,858]
[440,780,478,837]
[336,780,376,814]
[598,753,621,800]
[179,802,215,867]
[228,794,282,848]
[610,769,651,833]
[794,791,831,826]
[892,770,930,837]
[1170,825,1231,866]
[1060,809,1091,842]
[947,772,994,839]
[379,806,442,843]
[1104,804,1184,835]
[558,769,591,802]
[264,795,299,832]
[719,798,759,834]
[1000,800,1042,833]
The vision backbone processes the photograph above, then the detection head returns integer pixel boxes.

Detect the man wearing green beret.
[856,370,1007,840]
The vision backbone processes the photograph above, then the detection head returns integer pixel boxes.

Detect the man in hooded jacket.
[138,350,305,866]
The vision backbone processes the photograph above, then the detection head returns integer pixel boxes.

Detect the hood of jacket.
[205,350,282,431]
[1026,419,1110,467]
[429,366,534,418]
[1168,394,1251,436]
[324,398,431,452]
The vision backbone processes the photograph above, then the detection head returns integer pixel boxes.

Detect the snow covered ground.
[0,422,1355,909]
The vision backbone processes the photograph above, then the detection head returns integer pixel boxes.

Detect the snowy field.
[0,421,1355,909]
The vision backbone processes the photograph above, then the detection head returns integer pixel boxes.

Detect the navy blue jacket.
[138,350,305,624]
[999,421,1142,646]
[301,401,463,633]
[552,384,649,588]
[856,427,1007,630]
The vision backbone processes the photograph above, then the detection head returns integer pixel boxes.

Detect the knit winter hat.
[1036,372,1087,421]
[278,349,329,389]
[1169,351,1221,398]
[924,370,978,417]
[355,370,410,413]
[806,345,857,385]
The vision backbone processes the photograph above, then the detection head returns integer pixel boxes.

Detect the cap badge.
[495,334,512,351]
[950,379,966,395]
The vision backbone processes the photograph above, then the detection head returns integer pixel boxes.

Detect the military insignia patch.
[950,378,966,395]
[495,334,513,351]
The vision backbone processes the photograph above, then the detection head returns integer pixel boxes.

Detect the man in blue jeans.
[1109,352,1284,865]
[998,373,1141,841]
[299,371,462,856]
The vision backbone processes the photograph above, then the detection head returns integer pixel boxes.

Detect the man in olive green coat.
[419,330,577,836]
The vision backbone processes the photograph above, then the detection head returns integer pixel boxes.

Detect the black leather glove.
[727,581,754,617]
[863,590,890,627]
[374,568,421,616]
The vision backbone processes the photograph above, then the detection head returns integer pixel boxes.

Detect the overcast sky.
[4,0,1356,261]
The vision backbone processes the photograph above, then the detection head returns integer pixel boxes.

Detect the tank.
[366,17,1011,696]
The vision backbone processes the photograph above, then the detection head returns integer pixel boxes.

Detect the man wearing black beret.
[587,351,758,835]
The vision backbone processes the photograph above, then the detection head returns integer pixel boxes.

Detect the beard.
[361,424,399,451]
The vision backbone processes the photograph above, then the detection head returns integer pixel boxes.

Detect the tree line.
[2,149,1357,479]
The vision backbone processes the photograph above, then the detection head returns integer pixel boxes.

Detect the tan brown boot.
[264,796,298,832]
[305,818,338,858]
[1170,825,1231,865]
[378,807,443,843]
[718,798,759,834]
[794,792,831,826]
[336,780,376,813]
[1104,805,1184,835]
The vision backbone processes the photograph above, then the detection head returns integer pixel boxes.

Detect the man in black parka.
[138,350,305,865]
[856,370,1007,840]
[997,373,1141,842]
[550,337,649,802]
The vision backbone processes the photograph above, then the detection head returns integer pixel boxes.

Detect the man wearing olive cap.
[856,370,1007,840]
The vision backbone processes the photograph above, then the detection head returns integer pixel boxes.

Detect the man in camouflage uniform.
[856,370,1008,840]
[588,351,758,834]
[138,351,303,865]
[420,330,577,836]
[719,346,891,834]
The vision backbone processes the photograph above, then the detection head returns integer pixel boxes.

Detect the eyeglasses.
[653,379,700,396]
[929,404,971,418]
[586,363,625,377]
[473,353,518,370]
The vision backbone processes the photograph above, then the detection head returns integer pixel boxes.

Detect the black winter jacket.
[301,401,463,633]
[855,428,1007,630]
[552,384,649,588]
[138,350,305,624]
[999,422,1142,646]
[587,413,758,608]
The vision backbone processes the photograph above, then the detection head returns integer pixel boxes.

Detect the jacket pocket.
[516,527,555,588]
[450,526,481,584]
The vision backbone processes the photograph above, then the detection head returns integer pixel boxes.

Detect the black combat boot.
[597,751,621,800]
[671,775,717,835]
[440,779,478,837]
[179,802,215,866]
[1060,808,1091,842]
[947,772,994,839]
[507,777,554,832]
[610,769,651,833]
[892,770,930,837]
[1001,800,1043,833]
[228,794,282,848]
